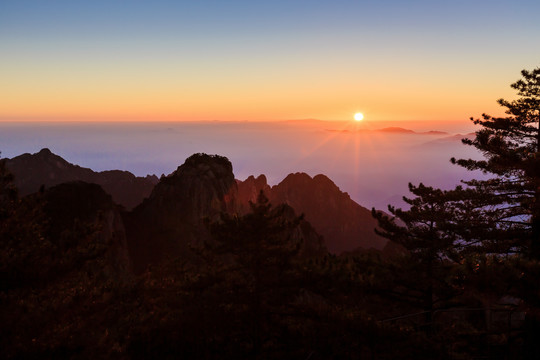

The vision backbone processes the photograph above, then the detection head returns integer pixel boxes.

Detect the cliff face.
[125,154,238,273]
[44,181,132,280]
[236,172,387,253]
[272,173,386,253]
[5,148,157,210]
[125,154,327,273]
[6,149,384,266]
[236,174,271,214]
[149,153,238,221]
[275,203,327,258]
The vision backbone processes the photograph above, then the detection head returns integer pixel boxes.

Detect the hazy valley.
[0,120,483,211]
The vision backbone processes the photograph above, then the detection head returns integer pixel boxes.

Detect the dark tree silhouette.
[204,191,302,357]
[0,155,18,220]
[372,183,463,324]
[452,67,540,258]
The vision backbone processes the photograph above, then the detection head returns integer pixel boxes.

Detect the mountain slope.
[237,172,387,253]
[5,149,385,258]
[5,148,158,209]
[125,154,326,273]
[271,173,386,253]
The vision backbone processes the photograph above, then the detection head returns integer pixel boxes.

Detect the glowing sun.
[354,112,364,121]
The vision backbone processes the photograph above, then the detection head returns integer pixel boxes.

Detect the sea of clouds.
[0,120,485,210]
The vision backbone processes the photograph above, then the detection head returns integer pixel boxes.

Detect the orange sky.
[1,1,538,122]
[0,62,518,122]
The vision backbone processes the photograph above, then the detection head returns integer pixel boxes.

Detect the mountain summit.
[5,148,158,209]
[5,149,385,267]
[237,172,386,253]
[125,153,326,272]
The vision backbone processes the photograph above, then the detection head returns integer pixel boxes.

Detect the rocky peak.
[234,171,386,253]
[271,173,386,253]
[277,172,343,197]
[126,153,239,273]
[236,174,271,214]
[37,148,52,156]
[148,153,237,220]
[5,149,156,210]
[144,174,159,184]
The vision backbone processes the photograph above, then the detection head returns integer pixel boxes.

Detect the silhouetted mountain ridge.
[5,148,158,209]
[237,172,387,253]
[327,127,449,135]
[414,132,476,148]
[5,149,386,271]
[126,153,326,272]
[124,153,239,271]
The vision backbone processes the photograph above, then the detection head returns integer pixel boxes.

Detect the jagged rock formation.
[276,203,326,258]
[5,148,383,264]
[125,154,238,273]
[235,174,327,256]
[236,174,272,214]
[5,148,158,210]
[125,154,326,273]
[148,153,238,220]
[271,173,386,252]
[237,172,387,253]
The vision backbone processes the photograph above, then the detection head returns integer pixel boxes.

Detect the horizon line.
[0,118,470,124]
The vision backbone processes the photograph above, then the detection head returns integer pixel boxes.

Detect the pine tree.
[451,67,540,258]
[204,191,302,357]
[372,183,463,323]
[206,191,302,284]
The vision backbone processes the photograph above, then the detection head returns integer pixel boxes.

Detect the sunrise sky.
[1,0,539,122]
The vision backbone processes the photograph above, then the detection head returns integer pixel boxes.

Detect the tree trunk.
[531,188,540,259]
[424,257,434,332]
[531,120,540,259]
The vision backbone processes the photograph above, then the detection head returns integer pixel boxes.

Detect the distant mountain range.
[413,132,476,148]
[327,126,449,135]
[426,132,476,142]
[5,149,386,270]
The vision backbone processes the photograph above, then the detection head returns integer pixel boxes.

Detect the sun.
[354,112,364,121]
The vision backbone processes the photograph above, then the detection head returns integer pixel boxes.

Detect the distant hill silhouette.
[432,132,475,143]
[327,127,449,136]
[378,127,416,134]
[421,130,448,135]
[5,148,158,210]
[415,133,476,148]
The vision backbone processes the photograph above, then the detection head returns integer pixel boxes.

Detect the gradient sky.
[1,0,539,122]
